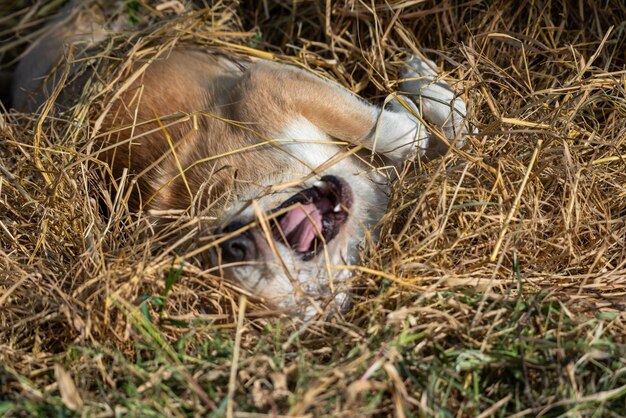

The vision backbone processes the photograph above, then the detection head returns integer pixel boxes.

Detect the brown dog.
[12,2,474,317]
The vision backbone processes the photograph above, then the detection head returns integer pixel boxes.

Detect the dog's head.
[71,49,390,317]
[209,169,387,317]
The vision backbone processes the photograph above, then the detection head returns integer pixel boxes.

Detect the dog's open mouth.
[271,175,353,260]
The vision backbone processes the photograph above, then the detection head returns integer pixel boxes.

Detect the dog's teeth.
[333,204,341,213]
[314,180,328,189]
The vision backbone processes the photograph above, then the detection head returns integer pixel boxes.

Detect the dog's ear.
[100,50,246,212]
[119,51,214,120]
[99,51,209,208]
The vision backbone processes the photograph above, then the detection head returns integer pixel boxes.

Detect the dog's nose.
[218,223,257,263]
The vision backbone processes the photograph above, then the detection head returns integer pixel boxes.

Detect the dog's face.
[210,162,388,315]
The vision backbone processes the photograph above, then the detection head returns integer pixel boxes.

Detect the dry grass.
[1,0,626,416]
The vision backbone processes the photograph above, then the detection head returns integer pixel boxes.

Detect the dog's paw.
[401,56,440,85]
[399,55,475,157]
[386,94,430,158]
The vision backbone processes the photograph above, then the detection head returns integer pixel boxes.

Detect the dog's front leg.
[398,56,475,159]
[236,62,428,166]
[363,96,429,164]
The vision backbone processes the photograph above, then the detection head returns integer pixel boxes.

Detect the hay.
[1,0,625,416]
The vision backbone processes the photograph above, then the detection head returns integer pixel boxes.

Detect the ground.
[1,0,625,416]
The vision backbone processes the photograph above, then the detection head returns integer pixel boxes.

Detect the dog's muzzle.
[215,175,353,265]
[217,221,257,263]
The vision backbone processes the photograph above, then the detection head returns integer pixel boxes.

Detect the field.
[1,0,625,416]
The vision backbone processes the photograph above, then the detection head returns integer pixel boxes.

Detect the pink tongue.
[279,203,323,252]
